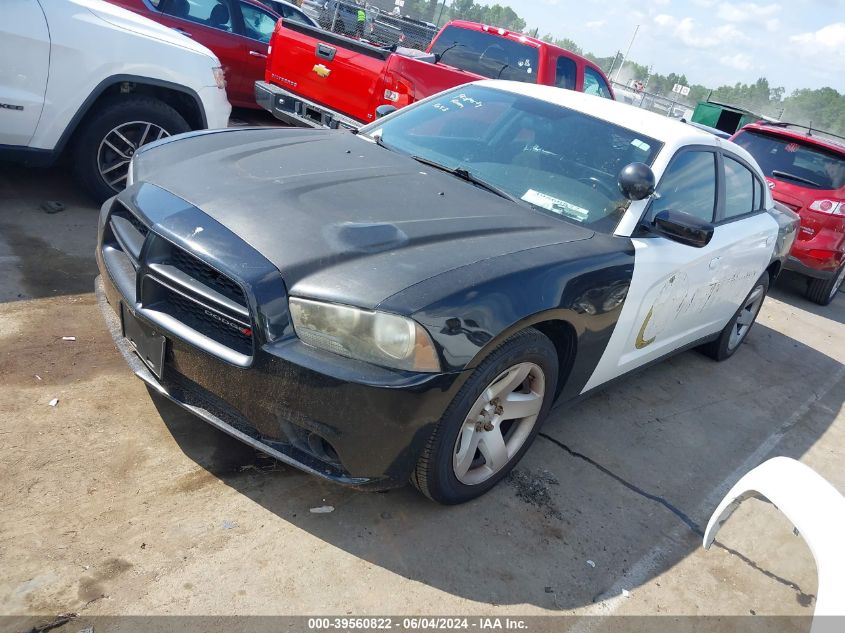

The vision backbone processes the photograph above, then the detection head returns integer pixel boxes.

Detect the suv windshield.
[363,85,662,232]
[733,130,845,190]
[430,26,539,84]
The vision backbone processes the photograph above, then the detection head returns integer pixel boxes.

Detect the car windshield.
[361,85,662,232]
[430,26,540,84]
[733,130,845,190]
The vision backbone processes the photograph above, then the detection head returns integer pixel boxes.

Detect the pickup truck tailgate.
[267,21,391,124]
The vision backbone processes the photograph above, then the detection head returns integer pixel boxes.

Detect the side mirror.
[618,162,656,201]
[650,209,714,248]
[375,104,397,119]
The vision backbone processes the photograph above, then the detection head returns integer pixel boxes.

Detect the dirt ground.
[1,156,844,632]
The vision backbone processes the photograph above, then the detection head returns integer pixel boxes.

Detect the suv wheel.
[73,96,190,203]
[411,328,559,504]
[805,264,845,306]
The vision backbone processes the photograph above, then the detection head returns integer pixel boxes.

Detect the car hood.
[133,127,595,308]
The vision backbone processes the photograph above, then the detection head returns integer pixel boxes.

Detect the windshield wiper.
[410,155,521,204]
[772,170,822,188]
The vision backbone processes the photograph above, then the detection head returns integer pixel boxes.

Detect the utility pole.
[436,0,447,25]
[606,50,621,77]
[613,24,639,83]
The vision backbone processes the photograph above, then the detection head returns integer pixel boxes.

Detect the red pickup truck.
[255,19,615,129]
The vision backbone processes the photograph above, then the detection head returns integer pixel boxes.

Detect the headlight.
[212,66,226,90]
[289,298,440,372]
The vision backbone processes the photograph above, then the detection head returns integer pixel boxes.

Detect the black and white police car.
[97,81,798,503]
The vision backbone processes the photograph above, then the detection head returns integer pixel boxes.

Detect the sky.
[474,0,845,93]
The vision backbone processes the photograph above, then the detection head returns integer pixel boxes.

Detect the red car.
[110,0,317,108]
[732,122,845,305]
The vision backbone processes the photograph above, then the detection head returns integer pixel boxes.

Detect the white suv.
[1,0,232,202]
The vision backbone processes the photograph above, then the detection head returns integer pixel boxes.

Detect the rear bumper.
[255,80,361,130]
[784,255,836,280]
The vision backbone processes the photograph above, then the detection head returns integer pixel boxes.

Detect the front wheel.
[73,96,190,203]
[412,328,559,504]
[700,272,769,361]
[805,263,845,306]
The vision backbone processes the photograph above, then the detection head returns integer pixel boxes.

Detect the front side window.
[723,156,758,219]
[555,56,576,90]
[649,151,717,223]
[430,26,539,84]
[363,85,661,232]
[162,0,233,31]
[240,2,277,42]
[583,68,612,99]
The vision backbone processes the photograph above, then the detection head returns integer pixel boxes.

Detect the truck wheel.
[411,328,559,504]
[805,264,845,306]
[700,272,769,361]
[73,96,190,203]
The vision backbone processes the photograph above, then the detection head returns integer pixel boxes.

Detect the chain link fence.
[301,0,438,49]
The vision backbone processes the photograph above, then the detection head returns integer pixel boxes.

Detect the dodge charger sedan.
[96,81,797,504]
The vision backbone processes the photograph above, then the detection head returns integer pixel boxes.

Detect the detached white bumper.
[704,457,845,629]
[197,85,232,129]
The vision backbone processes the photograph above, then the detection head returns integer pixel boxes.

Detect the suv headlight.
[289,297,441,372]
[126,155,135,187]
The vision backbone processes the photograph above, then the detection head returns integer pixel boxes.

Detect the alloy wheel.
[452,362,546,485]
[97,121,169,191]
[728,284,766,351]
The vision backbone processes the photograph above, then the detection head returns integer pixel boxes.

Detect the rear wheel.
[73,96,190,203]
[700,272,769,361]
[805,264,845,306]
[412,328,559,504]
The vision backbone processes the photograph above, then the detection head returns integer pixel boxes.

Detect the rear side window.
[162,0,233,31]
[555,56,576,90]
[240,2,277,42]
[430,26,539,84]
[281,5,311,25]
[583,68,612,99]
[650,151,717,223]
[723,156,758,219]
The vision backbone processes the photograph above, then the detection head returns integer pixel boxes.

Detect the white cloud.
[716,2,780,23]
[653,14,747,48]
[790,22,845,52]
[585,19,606,28]
[719,53,754,70]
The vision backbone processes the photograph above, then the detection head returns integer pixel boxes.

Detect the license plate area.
[120,303,166,379]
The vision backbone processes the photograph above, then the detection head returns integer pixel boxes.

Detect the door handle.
[249,50,268,58]
[709,257,721,270]
[172,27,193,38]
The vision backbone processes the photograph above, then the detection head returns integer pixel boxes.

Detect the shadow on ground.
[151,318,844,610]
[769,270,845,326]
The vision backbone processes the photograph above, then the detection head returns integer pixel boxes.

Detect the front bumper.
[197,85,232,130]
[95,191,467,490]
[255,80,361,130]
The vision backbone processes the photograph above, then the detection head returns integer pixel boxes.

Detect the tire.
[805,264,845,306]
[700,272,769,361]
[72,96,190,203]
[411,328,559,504]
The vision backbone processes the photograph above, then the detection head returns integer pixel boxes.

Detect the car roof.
[475,80,730,153]
[739,122,845,156]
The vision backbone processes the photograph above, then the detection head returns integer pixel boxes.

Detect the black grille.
[112,206,149,238]
[154,284,253,356]
[166,248,246,306]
